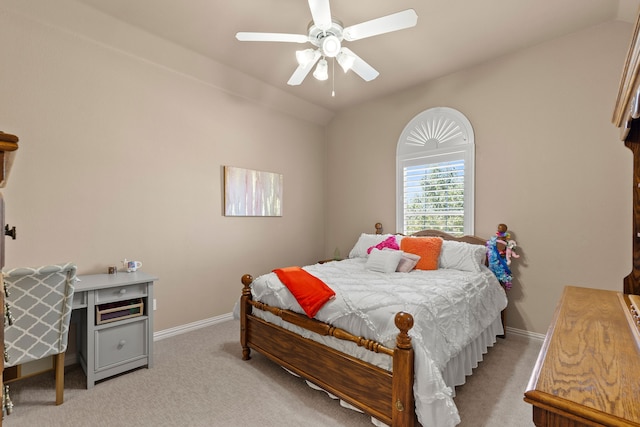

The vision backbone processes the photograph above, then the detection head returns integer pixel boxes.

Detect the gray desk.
[72,271,156,388]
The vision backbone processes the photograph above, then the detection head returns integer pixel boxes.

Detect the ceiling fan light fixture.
[296,48,317,66]
[321,35,341,57]
[336,50,355,72]
[236,3,417,90]
[313,58,329,81]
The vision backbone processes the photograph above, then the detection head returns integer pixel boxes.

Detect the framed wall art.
[224,166,283,216]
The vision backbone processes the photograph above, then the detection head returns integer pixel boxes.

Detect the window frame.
[396,107,475,236]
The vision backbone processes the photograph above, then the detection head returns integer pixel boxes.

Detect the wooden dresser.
[524,286,640,427]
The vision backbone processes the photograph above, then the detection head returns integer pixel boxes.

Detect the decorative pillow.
[349,233,394,258]
[439,240,486,272]
[367,235,400,254]
[273,267,335,318]
[396,252,421,272]
[400,237,443,270]
[365,248,404,273]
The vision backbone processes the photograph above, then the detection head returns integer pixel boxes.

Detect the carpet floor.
[3,320,541,426]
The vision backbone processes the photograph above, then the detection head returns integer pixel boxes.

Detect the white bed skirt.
[275,314,504,427]
[442,315,503,393]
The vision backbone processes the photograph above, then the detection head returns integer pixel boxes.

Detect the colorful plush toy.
[505,240,520,265]
[486,224,519,289]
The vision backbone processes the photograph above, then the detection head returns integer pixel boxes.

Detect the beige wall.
[0,1,327,331]
[326,21,633,334]
[1,1,635,336]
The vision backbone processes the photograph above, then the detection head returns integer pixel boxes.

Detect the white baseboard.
[66,353,77,366]
[153,312,234,341]
[505,326,545,341]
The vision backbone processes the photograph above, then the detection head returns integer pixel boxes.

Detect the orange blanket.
[273,266,335,318]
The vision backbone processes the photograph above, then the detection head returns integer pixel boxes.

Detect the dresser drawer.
[95,319,148,370]
[95,283,148,304]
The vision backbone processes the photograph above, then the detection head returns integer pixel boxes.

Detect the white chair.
[3,263,76,405]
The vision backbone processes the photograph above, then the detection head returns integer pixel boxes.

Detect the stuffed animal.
[505,240,520,265]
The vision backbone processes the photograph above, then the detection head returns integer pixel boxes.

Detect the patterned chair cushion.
[3,263,77,366]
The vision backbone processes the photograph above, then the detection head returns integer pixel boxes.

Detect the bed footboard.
[240,274,416,427]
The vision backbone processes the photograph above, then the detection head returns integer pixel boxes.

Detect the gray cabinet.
[74,271,156,388]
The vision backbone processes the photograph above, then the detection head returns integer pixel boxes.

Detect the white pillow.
[365,248,403,273]
[349,233,394,258]
[439,240,486,272]
[396,252,420,272]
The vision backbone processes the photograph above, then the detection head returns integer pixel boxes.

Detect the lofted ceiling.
[74,0,639,112]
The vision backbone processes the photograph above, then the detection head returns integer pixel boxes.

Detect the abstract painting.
[224,166,283,216]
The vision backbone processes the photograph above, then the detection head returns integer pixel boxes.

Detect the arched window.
[396,107,475,236]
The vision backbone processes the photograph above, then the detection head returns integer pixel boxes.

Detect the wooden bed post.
[392,312,415,427]
[240,274,253,360]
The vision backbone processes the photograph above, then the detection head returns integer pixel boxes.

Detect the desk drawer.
[95,319,147,370]
[95,283,147,304]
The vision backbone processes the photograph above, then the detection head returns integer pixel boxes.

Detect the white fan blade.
[236,32,309,43]
[308,0,332,31]
[340,47,379,82]
[287,50,321,85]
[343,9,418,42]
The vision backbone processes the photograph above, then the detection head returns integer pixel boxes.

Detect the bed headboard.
[409,229,487,247]
[374,222,487,246]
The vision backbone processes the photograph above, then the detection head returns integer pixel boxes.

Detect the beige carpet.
[3,320,541,426]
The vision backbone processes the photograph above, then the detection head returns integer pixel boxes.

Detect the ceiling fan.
[235,0,418,86]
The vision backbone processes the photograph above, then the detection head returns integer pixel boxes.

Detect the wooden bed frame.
[239,227,494,427]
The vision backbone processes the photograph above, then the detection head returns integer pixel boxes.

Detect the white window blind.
[402,158,465,235]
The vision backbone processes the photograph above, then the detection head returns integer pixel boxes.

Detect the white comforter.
[248,258,508,427]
